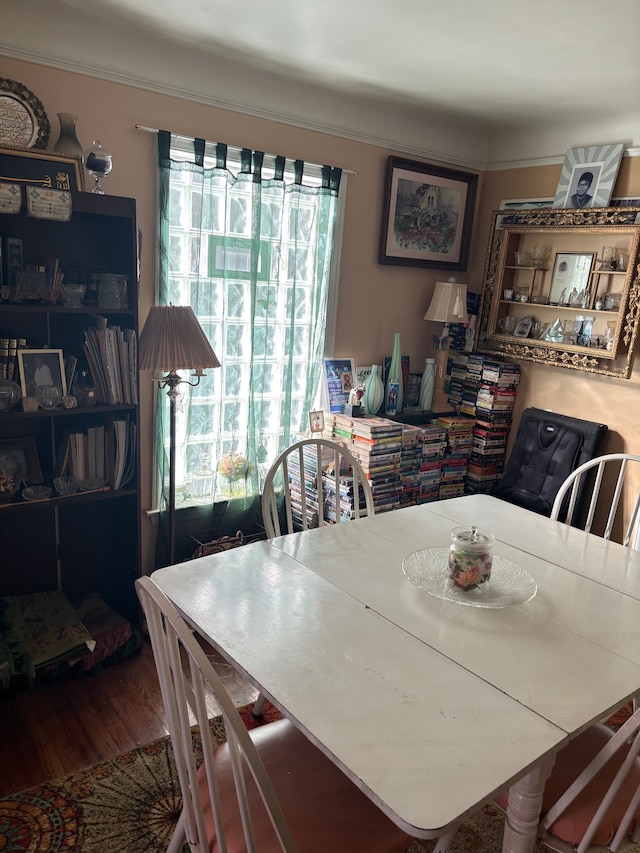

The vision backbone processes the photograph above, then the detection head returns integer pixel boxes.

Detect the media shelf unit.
[0,192,141,622]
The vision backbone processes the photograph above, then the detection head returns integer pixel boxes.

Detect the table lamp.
[423,277,468,413]
[139,304,221,565]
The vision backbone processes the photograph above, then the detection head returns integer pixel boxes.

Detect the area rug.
[0,702,636,853]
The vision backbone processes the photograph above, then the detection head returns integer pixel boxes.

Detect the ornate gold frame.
[476,207,640,378]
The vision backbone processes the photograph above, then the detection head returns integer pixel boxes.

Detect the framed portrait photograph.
[379,156,478,270]
[552,143,624,209]
[0,436,43,487]
[549,253,595,306]
[17,348,67,398]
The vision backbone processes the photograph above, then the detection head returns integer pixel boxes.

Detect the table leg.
[501,754,555,853]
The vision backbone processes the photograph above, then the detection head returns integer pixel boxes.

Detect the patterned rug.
[0,702,636,853]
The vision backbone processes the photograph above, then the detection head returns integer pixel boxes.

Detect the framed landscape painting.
[379,157,478,270]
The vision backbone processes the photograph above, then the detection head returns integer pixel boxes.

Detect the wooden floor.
[0,639,258,798]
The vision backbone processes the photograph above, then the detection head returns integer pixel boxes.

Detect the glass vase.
[419,358,436,411]
[53,113,84,158]
[384,332,403,416]
[363,365,384,416]
[191,452,215,504]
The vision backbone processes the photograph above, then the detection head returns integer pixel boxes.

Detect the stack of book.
[83,317,137,405]
[447,352,469,412]
[438,415,474,500]
[399,424,423,507]
[466,357,521,494]
[417,423,447,504]
[347,416,403,514]
[286,440,328,529]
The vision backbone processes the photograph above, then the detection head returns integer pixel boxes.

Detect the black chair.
[492,407,608,517]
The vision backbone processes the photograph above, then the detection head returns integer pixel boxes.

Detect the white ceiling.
[3,0,640,166]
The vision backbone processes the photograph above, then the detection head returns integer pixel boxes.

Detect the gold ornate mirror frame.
[476,207,640,378]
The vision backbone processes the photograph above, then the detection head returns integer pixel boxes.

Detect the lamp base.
[430,385,454,415]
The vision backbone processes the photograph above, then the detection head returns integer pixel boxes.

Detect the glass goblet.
[84,140,113,194]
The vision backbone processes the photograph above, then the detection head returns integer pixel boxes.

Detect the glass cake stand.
[402,547,537,608]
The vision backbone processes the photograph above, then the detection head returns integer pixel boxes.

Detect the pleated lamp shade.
[139,305,220,372]
[423,278,468,325]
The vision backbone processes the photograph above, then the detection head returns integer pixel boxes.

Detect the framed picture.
[308,410,325,433]
[552,144,624,209]
[496,198,554,231]
[513,316,533,338]
[549,253,595,306]
[0,436,43,485]
[323,358,355,413]
[0,145,84,191]
[17,348,67,398]
[379,156,478,270]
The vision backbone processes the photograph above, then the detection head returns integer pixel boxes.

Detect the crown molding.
[4,45,639,174]
[487,146,640,172]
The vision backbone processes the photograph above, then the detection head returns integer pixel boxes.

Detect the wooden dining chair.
[550,453,640,547]
[261,437,375,538]
[495,706,640,852]
[137,575,458,853]
[255,437,375,715]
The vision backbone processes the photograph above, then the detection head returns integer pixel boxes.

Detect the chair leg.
[253,692,267,716]
[432,824,459,852]
[167,810,187,853]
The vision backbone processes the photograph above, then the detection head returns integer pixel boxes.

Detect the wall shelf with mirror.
[476,207,640,378]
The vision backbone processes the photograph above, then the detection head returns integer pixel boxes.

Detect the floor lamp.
[139,305,221,565]
[423,277,468,414]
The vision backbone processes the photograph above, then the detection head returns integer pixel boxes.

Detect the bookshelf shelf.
[0,192,141,622]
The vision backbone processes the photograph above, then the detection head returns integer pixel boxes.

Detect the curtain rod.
[134,124,357,175]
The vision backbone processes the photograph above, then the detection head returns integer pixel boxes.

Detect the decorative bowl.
[60,282,87,307]
[54,475,79,496]
[36,384,62,409]
[22,485,52,501]
[0,379,21,413]
[78,477,107,492]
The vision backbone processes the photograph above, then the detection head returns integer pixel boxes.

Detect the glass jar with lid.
[448,525,495,591]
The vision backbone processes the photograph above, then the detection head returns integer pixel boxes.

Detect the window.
[154,134,344,508]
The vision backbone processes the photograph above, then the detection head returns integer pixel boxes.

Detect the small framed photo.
[0,436,43,486]
[308,410,325,433]
[513,316,533,338]
[17,348,67,398]
[552,144,624,209]
[379,156,478,270]
[549,253,595,306]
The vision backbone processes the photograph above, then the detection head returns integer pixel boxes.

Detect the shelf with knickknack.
[0,190,141,623]
[476,206,640,377]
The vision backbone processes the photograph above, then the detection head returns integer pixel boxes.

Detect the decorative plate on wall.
[0,78,50,150]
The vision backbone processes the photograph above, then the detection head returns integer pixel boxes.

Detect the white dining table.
[151,494,640,853]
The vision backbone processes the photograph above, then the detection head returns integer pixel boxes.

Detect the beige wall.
[2,55,639,564]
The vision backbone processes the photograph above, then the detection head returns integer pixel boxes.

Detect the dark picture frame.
[0,145,84,191]
[379,156,478,270]
[0,436,43,485]
[17,348,67,398]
